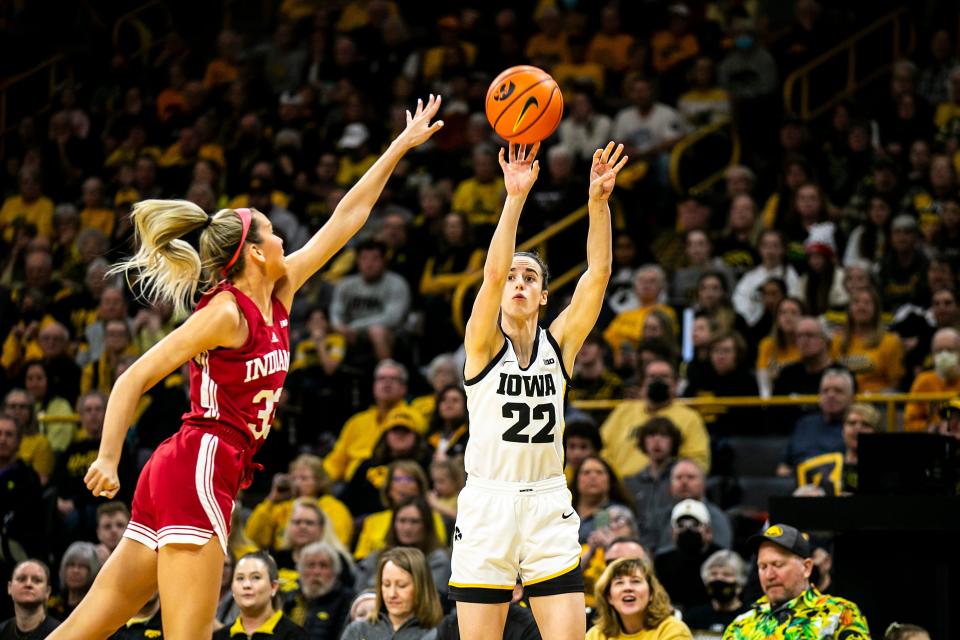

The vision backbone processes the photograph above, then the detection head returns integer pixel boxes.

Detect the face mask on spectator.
[676,528,703,554]
[647,379,670,404]
[934,351,959,378]
[706,579,738,603]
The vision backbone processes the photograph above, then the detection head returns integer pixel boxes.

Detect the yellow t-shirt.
[600,401,710,477]
[323,403,413,482]
[587,33,636,72]
[336,154,378,187]
[291,334,346,371]
[451,177,505,228]
[525,32,570,66]
[585,615,693,640]
[651,31,699,73]
[553,62,606,95]
[18,432,54,479]
[830,332,904,393]
[353,508,448,559]
[755,338,801,379]
[602,304,679,359]
[904,371,960,432]
[80,207,114,236]
[1,195,54,239]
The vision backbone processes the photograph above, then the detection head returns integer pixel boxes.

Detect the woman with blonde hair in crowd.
[841,402,880,494]
[587,557,692,639]
[246,453,353,549]
[755,297,804,397]
[341,547,443,640]
[831,287,904,392]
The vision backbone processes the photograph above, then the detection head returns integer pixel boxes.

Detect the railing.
[112,0,175,64]
[573,391,956,433]
[449,205,591,336]
[668,117,740,195]
[783,7,915,119]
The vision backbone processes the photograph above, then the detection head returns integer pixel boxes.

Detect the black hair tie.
[201,214,215,230]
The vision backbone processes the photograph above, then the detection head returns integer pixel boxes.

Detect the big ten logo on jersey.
[243,348,290,383]
[495,372,557,398]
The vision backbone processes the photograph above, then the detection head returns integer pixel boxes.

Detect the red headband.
[222,208,253,277]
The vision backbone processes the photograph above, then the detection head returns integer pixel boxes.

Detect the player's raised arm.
[464,143,541,376]
[550,142,627,372]
[276,95,444,308]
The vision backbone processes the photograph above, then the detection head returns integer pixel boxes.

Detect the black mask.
[676,528,703,554]
[647,379,670,403]
[706,579,738,604]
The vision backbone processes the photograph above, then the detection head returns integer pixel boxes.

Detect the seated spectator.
[214,552,308,639]
[670,231,734,308]
[831,288,904,392]
[353,461,448,560]
[342,410,432,517]
[611,77,686,183]
[586,557,692,640]
[79,319,138,396]
[601,359,710,478]
[274,500,354,593]
[347,591,377,625]
[841,403,880,494]
[581,506,641,610]
[683,331,759,439]
[677,57,731,127]
[330,240,411,361]
[355,497,451,601]
[843,194,894,267]
[0,167,54,241]
[683,550,750,633]
[623,417,681,529]
[35,322,80,402]
[23,360,75,453]
[554,36,606,97]
[904,328,960,431]
[283,542,356,640]
[451,146,505,237]
[714,194,761,280]
[798,224,847,317]
[3,389,53,484]
[654,500,723,611]
[562,419,602,483]
[569,333,624,420]
[688,272,749,344]
[778,368,855,488]
[652,196,712,275]
[108,592,161,639]
[878,215,929,312]
[411,355,460,423]
[652,4,700,82]
[587,6,636,75]
[558,90,613,165]
[775,316,852,395]
[0,415,45,562]
[643,460,732,553]
[884,622,931,640]
[47,542,100,622]
[524,5,569,68]
[571,456,635,544]
[891,284,960,381]
[427,458,464,523]
[0,560,60,638]
[603,265,677,370]
[424,385,469,462]
[756,297,804,397]
[93,501,130,565]
[733,230,801,328]
[323,361,414,483]
[606,234,650,315]
[683,311,715,392]
[724,524,870,639]
[341,547,443,640]
[77,286,129,369]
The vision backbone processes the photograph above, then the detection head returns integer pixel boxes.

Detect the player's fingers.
[613,155,629,173]
[508,142,516,163]
[528,142,541,164]
[429,120,444,133]
[600,140,615,164]
[531,159,540,178]
[406,110,412,125]
[608,143,625,166]
[498,147,507,168]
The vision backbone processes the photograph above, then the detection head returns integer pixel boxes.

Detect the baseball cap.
[337,123,370,150]
[383,406,427,436]
[668,3,690,17]
[670,499,710,527]
[749,523,812,558]
[891,214,918,232]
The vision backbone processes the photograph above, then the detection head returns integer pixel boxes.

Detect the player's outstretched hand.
[396,94,444,150]
[85,457,120,500]
[499,142,541,197]
[589,141,628,202]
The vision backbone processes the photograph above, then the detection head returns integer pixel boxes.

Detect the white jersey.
[463,327,569,483]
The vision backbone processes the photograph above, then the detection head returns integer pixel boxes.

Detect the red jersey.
[181,281,291,453]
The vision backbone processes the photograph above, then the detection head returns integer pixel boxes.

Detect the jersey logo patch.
[271,333,279,343]
[280,319,288,327]
[454,526,462,541]
[561,511,575,519]
[543,358,555,365]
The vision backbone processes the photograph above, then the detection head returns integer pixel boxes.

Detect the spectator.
[644,460,732,553]
[902,326,959,429]
[524,5,569,68]
[831,288,904,392]
[586,557,692,640]
[2,389,53,484]
[733,230,801,327]
[0,167,54,241]
[683,550,750,633]
[23,360,75,453]
[670,230,734,307]
[690,272,749,342]
[715,194,761,280]
[274,500,354,592]
[601,359,710,478]
[341,547,442,640]
[528,145,581,227]
[323,361,415,483]
[843,194,894,267]
[587,6,636,75]
[283,542,356,640]
[604,265,678,371]
[683,331,759,439]
[77,286,129,369]
[79,319,137,396]
[450,146,505,237]
[580,506,641,610]
[612,78,686,183]
[330,240,411,361]
[677,57,731,128]
[623,417,681,535]
[653,499,723,611]
[558,91,613,165]
[215,552,308,640]
[569,333,624,421]
[46,542,99,622]
[878,215,929,312]
[107,592,161,639]
[0,415,45,563]
[775,316,849,397]
[426,457,464,522]
[920,30,957,107]
[93,502,129,565]
[571,456,635,544]
[562,420,602,483]
[0,560,59,639]
[606,234,651,315]
[778,368,855,486]
[756,297,804,397]
[840,403,880,494]
[35,322,80,403]
[424,385,469,462]
[798,224,847,316]
[717,18,778,102]
[885,622,931,640]
[723,524,870,639]
[652,196,713,274]
[248,177,309,252]
[353,460,448,560]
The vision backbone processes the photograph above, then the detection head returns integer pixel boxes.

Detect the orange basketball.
[485,65,564,145]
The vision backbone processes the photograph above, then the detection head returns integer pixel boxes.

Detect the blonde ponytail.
[109,200,261,316]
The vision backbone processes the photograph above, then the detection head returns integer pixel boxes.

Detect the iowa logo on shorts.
[454,526,463,541]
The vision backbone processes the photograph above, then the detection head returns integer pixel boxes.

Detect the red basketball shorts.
[124,426,245,555]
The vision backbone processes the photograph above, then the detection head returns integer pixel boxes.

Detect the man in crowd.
[723,524,870,639]
[0,560,59,638]
[283,541,355,639]
[0,415,46,574]
[601,359,710,477]
[654,499,722,612]
[643,459,732,552]
[93,502,130,565]
[623,416,681,538]
[905,328,960,431]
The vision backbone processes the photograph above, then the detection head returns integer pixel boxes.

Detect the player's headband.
[222,208,253,277]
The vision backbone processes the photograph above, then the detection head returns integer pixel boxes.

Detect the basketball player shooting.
[46,95,443,640]
[450,141,627,640]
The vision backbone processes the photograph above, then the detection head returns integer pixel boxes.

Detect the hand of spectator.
[776,463,793,478]
[268,473,292,502]
[84,457,121,500]
[426,490,443,512]
[56,497,75,516]
[587,526,615,550]
[588,142,628,202]
[499,142,541,196]
[395,94,444,150]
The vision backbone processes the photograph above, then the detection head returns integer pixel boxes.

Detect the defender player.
[48,96,444,640]
[451,141,627,640]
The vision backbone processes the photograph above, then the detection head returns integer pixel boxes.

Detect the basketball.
[485,65,564,145]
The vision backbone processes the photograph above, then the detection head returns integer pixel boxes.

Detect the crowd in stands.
[1,0,957,637]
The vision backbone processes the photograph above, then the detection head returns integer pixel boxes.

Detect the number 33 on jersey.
[463,327,569,483]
